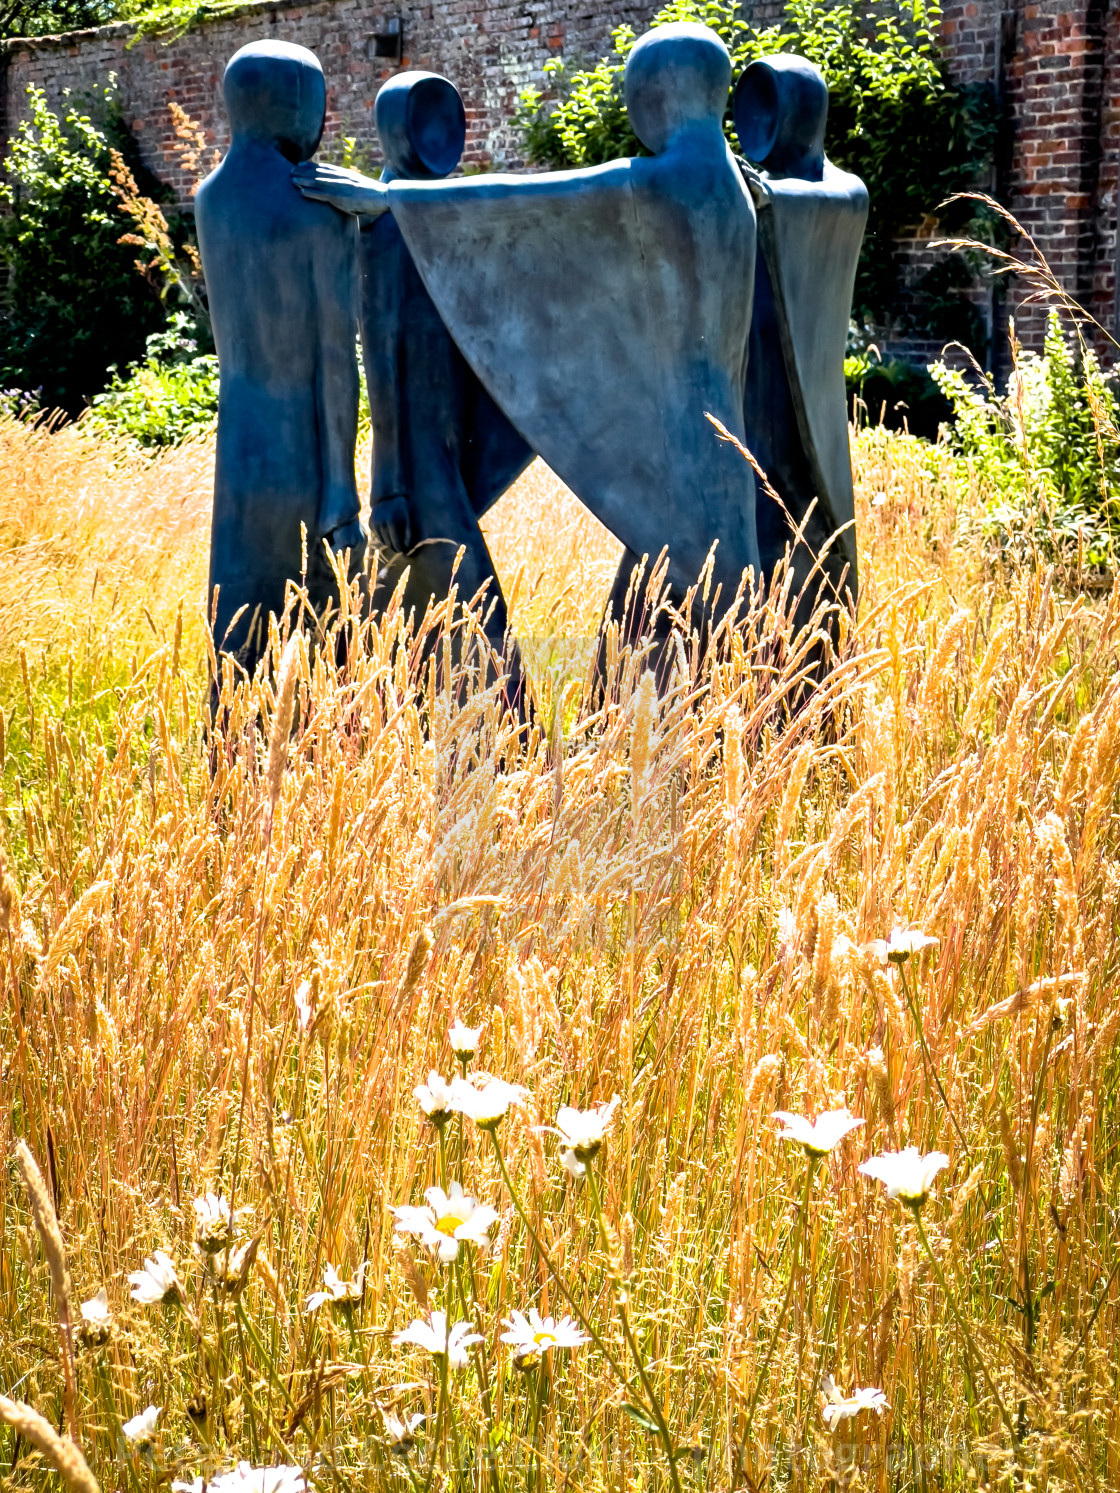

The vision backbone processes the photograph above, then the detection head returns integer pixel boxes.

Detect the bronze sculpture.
[197,24,867,707]
[296,22,762,628]
[195,40,365,674]
[360,71,533,710]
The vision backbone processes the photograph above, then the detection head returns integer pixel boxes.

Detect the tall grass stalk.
[1,406,1119,1491]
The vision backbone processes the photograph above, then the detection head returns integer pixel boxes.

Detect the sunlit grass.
[1,413,1118,1492]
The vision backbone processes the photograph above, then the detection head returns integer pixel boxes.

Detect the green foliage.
[116,0,244,41]
[0,84,167,415]
[514,0,1001,334]
[87,313,218,446]
[845,350,951,440]
[930,313,1120,566]
[0,0,114,40]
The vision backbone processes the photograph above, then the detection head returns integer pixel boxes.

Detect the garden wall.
[0,0,665,199]
[891,0,1120,364]
[1,0,1118,360]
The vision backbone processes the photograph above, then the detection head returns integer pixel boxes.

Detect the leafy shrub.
[87,314,217,446]
[846,350,951,441]
[0,0,115,39]
[0,386,42,421]
[930,313,1120,567]
[0,83,203,416]
[515,0,1000,337]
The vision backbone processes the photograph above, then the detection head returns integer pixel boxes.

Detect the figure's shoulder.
[632,138,752,212]
[760,160,868,211]
[193,161,224,217]
[389,155,634,208]
[822,160,869,208]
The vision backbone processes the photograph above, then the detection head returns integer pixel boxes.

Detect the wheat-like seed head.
[0,1397,99,1493]
[14,1141,71,1326]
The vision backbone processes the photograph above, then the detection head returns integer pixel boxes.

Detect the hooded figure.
[295,23,761,667]
[360,71,533,712]
[196,40,364,674]
[734,54,868,628]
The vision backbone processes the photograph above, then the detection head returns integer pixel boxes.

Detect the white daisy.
[121,1405,161,1448]
[863,926,939,966]
[78,1287,111,1347]
[774,1108,865,1158]
[392,1310,482,1369]
[820,1375,890,1428]
[305,1261,366,1314]
[554,1096,621,1164]
[451,1077,527,1130]
[128,1250,182,1306]
[382,1411,425,1455]
[192,1193,241,1254]
[501,1308,589,1368]
[393,1182,499,1263]
[448,1020,482,1061]
[859,1147,950,1210]
[206,1238,259,1297]
[177,1465,307,1493]
[561,1148,586,1181]
[413,1071,457,1127]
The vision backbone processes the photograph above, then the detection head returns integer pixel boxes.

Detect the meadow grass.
[1,413,1119,1493]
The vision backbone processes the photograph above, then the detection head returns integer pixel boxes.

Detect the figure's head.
[223,40,327,163]
[624,22,732,155]
[375,72,466,180]
[733,54,828,181]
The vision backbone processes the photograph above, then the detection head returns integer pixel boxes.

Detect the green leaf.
[622,1403,660,1435]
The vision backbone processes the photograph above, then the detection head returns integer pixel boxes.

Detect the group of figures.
[195,21,868,706]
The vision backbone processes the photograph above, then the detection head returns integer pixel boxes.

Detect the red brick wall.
[0,0,659,202]
[900,0,1119,358]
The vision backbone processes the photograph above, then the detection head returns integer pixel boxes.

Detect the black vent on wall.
[371,18,403,61]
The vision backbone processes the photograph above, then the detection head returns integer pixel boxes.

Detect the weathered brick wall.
[898,0,1119,359]
[0,0,660,203]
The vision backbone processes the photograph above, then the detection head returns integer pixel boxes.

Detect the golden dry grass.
[1,415,1119,1493]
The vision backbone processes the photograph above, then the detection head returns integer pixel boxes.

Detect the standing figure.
[295,23,761,677]
[196,40,364,675]
[734,54,868,634]
[361,71,533,711]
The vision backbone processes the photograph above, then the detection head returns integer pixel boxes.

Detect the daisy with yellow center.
[501,1308,589,1370]
[393,1182,499,1263]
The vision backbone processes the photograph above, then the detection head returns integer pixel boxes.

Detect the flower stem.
[455,1256,502,1493]
[585,1165,682,1493]
[526,1365,548,1493]
[913,1211,1016,1445]
[897,963,968,1152]
[421,1368,447,1493]
[742,1154,818,1446]
[441,1354,464,1487]
[489,1131,632,1397]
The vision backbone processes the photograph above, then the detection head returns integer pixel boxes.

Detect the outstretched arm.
[293,162,391,217]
